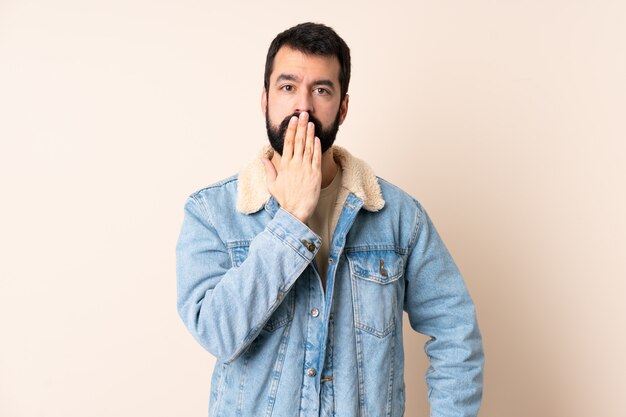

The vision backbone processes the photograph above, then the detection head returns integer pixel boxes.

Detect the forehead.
[270,46,341,84]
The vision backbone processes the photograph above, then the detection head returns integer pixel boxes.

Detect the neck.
[320,147,339,188]
[270,146,338,188]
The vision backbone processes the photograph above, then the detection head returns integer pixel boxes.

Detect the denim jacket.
[176,145,484,417]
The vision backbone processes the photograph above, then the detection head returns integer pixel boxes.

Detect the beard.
[265,107,341,156]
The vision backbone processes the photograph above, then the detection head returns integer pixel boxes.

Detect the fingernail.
[300,112,307,119]
[290,116,298,124]
[308,122,314,129]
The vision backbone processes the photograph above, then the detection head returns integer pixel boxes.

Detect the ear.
[338,94,349,125]
[261,87,267,116]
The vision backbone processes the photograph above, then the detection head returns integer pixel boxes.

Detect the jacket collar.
[236,144,385,214]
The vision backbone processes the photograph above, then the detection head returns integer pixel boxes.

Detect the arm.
[175,194,320,363]
[404,200,484,417]
[177,111,322,363]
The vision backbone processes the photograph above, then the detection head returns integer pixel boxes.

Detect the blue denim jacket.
[176,145,484,417]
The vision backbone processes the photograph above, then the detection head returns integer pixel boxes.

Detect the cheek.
[268,98,290,121]
[320,101,341,123]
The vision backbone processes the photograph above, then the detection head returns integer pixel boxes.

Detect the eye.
[280,84,294,92]
[314,87,330,95]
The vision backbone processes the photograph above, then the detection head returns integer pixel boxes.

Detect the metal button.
[301,239,316,252]
[311,308,319,318]
[379,258,388,277]
[329,314,334,321]
[306,367,317,377]
[328,258,334,264]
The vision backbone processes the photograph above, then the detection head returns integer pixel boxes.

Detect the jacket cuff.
[266,207,322,262]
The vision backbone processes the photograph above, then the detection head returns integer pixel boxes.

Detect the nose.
[294,89,313,114]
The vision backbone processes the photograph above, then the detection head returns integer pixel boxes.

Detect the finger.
[303,121,315,162]
[292,111,308,162]
[312,136,322,170]
[281,115,298,163]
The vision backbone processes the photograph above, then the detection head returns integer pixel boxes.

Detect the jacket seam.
[191,174,238,195]
[236,352,250,415]
[344,245,408,254]
[351,275,368,417]
[385,331,396,417]
[264,315,294,417]
[406,199,424,256]
[189,175,239,226]
[190,193,214,227]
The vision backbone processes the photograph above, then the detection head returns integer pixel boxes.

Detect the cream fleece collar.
[236,144,385,214]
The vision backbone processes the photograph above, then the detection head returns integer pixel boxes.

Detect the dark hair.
[264,22,351,101]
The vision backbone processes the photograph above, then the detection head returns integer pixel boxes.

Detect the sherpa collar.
[236,144,385,214]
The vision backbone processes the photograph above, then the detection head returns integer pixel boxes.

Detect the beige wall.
[1,1,624,416]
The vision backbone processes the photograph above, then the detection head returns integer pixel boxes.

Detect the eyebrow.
[275,73,336,90]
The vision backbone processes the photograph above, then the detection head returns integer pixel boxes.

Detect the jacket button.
[311,308,319,318]
[302,239,316,252]
[306,367,317,377]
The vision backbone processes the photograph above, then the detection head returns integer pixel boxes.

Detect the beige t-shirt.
[306,166,345,292]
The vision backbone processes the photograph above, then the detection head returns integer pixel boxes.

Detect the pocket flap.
[347,250,404,284]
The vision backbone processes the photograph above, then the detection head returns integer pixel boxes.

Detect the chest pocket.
[346,249,404,338]
[228,241,295,332]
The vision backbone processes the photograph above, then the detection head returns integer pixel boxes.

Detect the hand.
[261,111,322,224]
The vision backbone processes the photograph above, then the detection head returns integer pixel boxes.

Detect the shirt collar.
[236,144,385,214]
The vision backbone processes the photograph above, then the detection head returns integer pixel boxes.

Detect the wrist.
[282,206,309,224]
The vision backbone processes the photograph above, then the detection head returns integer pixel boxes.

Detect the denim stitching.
[350,274,368,417]
[385,331,396,417]
[235,353,250,416]
[344,245,408,254]
[264,314,294,417]
[211,362,227,417]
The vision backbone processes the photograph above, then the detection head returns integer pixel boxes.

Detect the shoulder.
[376,176,425,213]
[374,176,432,251]
[185,174,240,213]
[189,174,238,198]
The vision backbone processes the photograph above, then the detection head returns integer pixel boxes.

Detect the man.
[176,22,484,417]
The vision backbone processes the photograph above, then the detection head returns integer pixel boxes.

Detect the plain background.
[1,1,625,416]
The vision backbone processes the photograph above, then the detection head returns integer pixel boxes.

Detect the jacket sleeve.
[403,199,484,417]
[175,194,320,363]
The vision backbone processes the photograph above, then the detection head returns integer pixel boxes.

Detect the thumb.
[261,157,277,185]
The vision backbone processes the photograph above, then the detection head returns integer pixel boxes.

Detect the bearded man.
[176,22,484,417]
